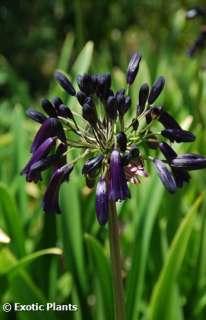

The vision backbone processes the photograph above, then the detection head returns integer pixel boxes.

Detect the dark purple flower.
[109,150,130,201]
[153,159,177,193]
[106,96,117,120]
[42,164,73,214]
[82,103,98,126]
[31,118,66,153]
[159,142,177,161]
[159,142,190,188]
[26,108,47,124]
[138,83,150,114]
[55,71,76,96]
[57,104,75,121]
[95,178,109,225]
[41,98,57,117]
[126,53,142,85]
[96,73,111,98]
[77,74,94,95]
[82,155,104,174]
[76,91,87,106]
[21,137,56,182]
[29,154,59,182]
[151,106,181,130]
[161,129,196,143]
[148,76,165,104]
[51,97,64,111]
[117,132,127,152]
[171,153,206,170]
[187,30,206,57]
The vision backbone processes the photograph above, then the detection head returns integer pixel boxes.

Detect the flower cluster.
[186,7,206,56]
[21,52,206,225]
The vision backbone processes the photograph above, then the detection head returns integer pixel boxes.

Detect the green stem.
[108,201,125,320]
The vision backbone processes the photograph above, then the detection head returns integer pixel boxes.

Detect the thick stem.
[108,200,125,320]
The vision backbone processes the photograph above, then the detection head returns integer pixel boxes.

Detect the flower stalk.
[108,200,125,320]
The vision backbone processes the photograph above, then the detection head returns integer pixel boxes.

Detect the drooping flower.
[96,178,109,225]
[42,164,73,214]
[31,117,66,153]
[21,137,56,182]
[153,159,177,193]
[109,150,130,201]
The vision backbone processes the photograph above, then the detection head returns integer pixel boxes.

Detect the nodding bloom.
[42,164,73,214]
[22,52,206,225]
[109,150,130,202]
[96,178,109,225]
[186,7,206,57]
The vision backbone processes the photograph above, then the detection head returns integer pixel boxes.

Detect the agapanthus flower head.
[22,52,206,225]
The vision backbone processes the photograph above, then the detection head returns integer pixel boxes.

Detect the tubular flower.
[96,178,109,225]
[21,52,206,224]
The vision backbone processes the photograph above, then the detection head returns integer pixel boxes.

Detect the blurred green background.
[0,1,206,319]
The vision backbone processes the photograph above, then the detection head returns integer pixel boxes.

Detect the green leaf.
[0,248,56,320]
[11,105,28,221]
[85,234,114,320]
[0,183,25,258]
[1,248,62,275]
[71,41,94,77]
[126,177,164,320]
[60,179,87,294]
[49,33,74,97]
[148,194,203,320]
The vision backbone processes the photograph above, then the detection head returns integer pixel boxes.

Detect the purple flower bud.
[42,164,73,214]
[159,142,177,161]
[96,73,112,99]
[77,74,94,95]
[76,91,87,106]
[129,144,139,159]
[126,53,142,85]
[57,104,74,121]
[148,76,165,104]
[26,108,47,124]
[117,132,127,152]
[150,106,181,130]
[118,96,131,117]
[82,103,98,126]
[138,83,150,114]
[29,154,59,182]
[41,98,57,117]
[161,129,196,143]
[51,97,64,111]
[159,142,190,188]
[109,150,130,201]
[21,137,56,182]
[171,153,206,170]
[55,71,76,96]
[96,178,109,225]
[31,118,66,153]
[82,155,104,174]
[153,159,177,193]
[187,31,206,57]
[106,96,117,120]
